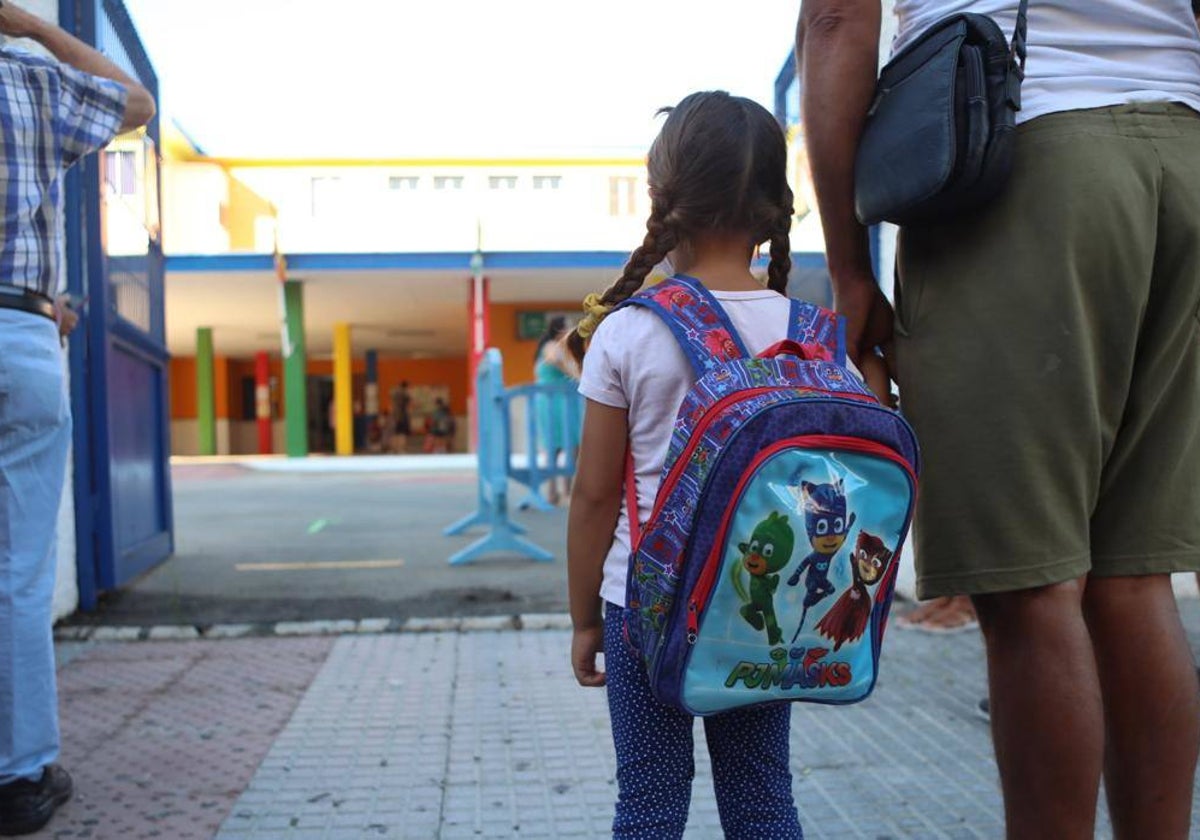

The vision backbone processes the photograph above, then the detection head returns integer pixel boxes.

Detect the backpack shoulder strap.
[787,298,847,366]
[615,274,750,378]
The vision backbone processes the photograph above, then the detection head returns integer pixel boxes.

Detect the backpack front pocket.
[680,436,915,715]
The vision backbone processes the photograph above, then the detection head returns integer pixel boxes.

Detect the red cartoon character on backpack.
[816,530,895,651]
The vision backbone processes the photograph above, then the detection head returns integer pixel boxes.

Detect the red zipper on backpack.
[647,386,876,528]
[685,435,916,640]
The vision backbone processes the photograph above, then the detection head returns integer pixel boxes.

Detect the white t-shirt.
[577,289,794,606]
[892,0,1200,123]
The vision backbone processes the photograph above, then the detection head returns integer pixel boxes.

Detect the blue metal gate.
[62,0,173,607]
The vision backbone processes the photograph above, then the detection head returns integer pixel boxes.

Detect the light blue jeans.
[0,310,70,784]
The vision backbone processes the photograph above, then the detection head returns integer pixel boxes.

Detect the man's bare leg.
[1083,574,1199,840]
[973,578,1104,840]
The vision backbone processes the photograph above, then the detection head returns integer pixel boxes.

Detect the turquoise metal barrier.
[444,349,581,564]
[508,380,582,511]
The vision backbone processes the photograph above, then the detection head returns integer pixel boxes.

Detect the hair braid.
[766,203,794,295]
[567,209,678,364]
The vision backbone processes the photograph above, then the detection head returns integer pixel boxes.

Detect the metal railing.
[443,349,582,564]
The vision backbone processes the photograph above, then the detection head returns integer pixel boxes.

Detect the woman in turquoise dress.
[533,317,579,505]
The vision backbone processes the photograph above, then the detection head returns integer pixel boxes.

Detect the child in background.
[566,91,805,838]
[427,397,455,454]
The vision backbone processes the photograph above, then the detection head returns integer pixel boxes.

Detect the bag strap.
[615,275,750,379]
[787,298,847,366]
[619,275,747,551]
[1007,0,1031,109]
[625,447,641,550]
[1011,0,1029,72]
[619,277,845,543]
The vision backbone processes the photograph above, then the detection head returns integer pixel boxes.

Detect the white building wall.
[160,162,232,254]
[217,164,653,255]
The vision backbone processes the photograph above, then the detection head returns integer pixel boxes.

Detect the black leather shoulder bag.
[854,0,1029,226]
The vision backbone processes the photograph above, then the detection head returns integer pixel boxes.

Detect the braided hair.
[568,91,794,363]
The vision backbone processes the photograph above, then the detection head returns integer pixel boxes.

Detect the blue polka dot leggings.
[604,603,804,839]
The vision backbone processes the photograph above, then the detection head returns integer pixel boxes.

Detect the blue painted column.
[365,349,379,427]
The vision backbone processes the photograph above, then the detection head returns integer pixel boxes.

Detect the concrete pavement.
[39,598,1200,839]
[66,461,569,628]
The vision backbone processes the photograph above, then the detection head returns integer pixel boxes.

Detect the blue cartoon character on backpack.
[785,480,855,642]
[730,512,796,646]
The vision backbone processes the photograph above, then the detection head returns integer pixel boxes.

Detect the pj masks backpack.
[621,275,920,716]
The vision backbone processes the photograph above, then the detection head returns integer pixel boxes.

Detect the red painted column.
[467,269,491,452]
[255,351,273,455]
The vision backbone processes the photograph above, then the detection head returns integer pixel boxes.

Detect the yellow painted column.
[333,322,354,456]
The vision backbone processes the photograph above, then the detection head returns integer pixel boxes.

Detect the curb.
[54,612,574,643]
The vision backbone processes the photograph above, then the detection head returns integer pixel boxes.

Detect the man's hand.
[571,624,606,688]
[834,270,895,403]
[0,2,42,40]
[54,294,79,342]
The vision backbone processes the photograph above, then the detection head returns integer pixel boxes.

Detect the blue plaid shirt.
[0,47,126,298]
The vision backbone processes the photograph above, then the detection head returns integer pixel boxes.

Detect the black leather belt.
[0,287,55,321]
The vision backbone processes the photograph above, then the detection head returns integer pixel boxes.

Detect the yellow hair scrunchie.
[576,293,613,340]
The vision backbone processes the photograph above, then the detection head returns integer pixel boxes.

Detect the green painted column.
[196,327,216,456]
[281,280,309,457]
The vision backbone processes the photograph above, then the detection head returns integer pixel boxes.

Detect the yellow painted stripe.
[235,559,406,572]
[208,157,646,169]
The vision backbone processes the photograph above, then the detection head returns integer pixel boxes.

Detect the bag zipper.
[644,385,876,533]
[686,435,917,641]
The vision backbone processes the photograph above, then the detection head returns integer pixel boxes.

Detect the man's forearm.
[6,4,155,130]
[798,1,883,283]
[21,13,138,89]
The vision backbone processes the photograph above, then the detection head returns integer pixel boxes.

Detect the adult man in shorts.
[799,1,1200,837]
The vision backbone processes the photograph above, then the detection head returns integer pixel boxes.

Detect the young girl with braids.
[567,91,805,838]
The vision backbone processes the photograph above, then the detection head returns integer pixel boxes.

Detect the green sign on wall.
[516,309,577,341]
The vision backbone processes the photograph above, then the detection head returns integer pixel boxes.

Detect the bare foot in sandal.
[898,595,978,633]
[915,596,978,633]
[898,596,955,627]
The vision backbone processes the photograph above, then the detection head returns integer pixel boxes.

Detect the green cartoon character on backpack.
[731,512,796,646]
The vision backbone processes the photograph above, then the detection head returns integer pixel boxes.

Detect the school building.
[46,5,907,616]
[160,131,834,458]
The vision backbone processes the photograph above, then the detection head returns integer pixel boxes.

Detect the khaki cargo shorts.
[894,102,1200,599]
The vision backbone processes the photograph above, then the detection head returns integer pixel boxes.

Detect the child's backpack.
[621,275,920,716]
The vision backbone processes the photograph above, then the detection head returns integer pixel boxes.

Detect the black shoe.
[976,697,990,723]
[0,765,73,836]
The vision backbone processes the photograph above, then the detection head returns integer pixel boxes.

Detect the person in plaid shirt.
[0,2,154,835]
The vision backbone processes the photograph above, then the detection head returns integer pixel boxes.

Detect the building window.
[488,176,518,190]
[388,175,419,191]
[105,150,138,196]
[533,175,561,191]
[609,176,637,216]
[433,176,464,191]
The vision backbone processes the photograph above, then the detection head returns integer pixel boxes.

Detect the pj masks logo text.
[724,646,852,691]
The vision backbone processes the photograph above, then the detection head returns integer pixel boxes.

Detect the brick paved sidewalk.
[39,600,1200,840]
